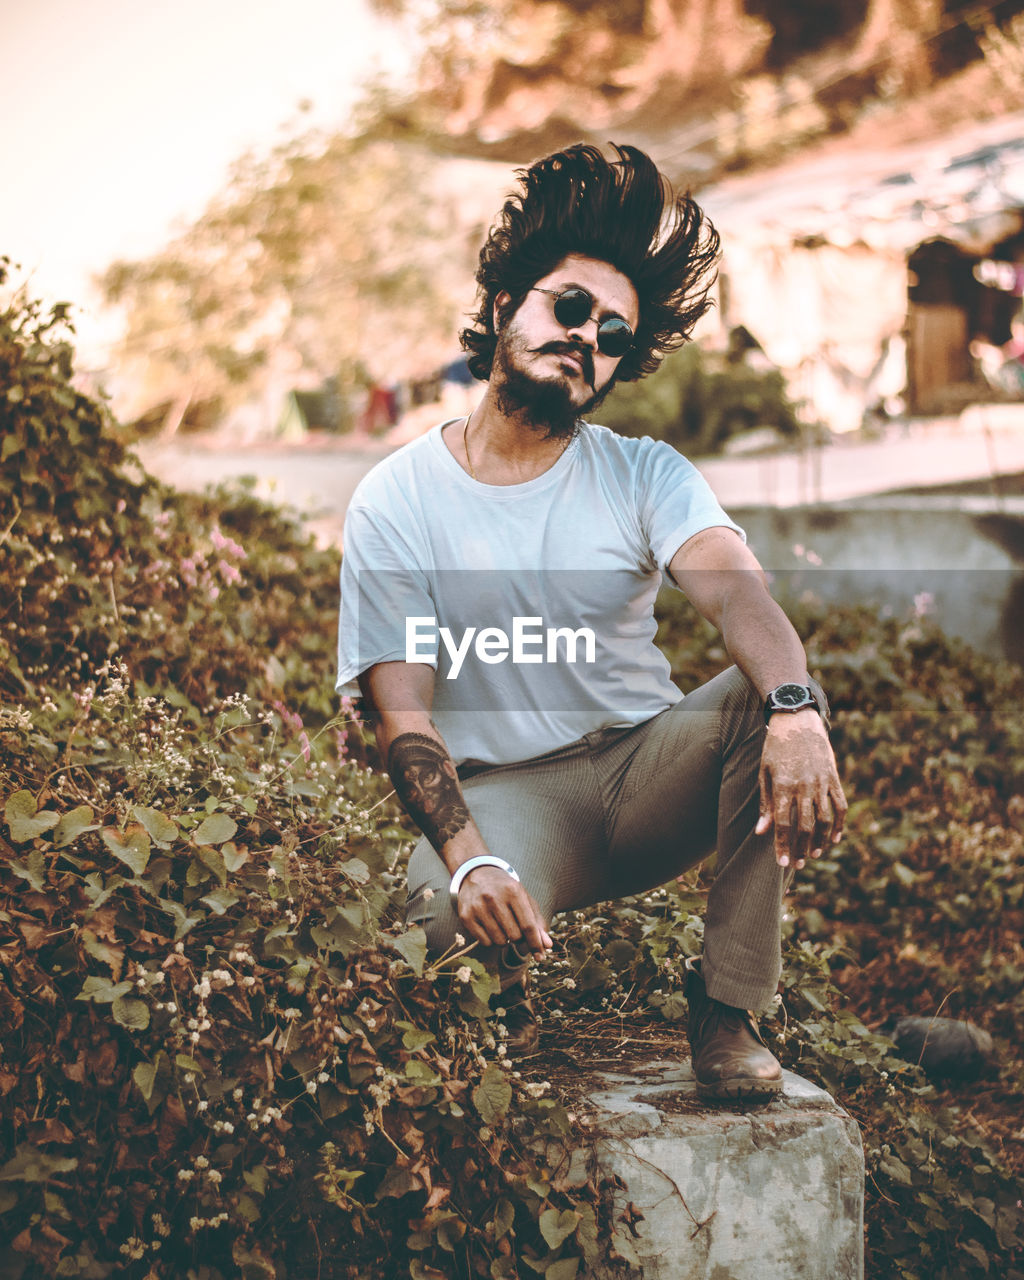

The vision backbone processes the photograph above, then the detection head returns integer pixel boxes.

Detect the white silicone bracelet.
[449,855,520,905]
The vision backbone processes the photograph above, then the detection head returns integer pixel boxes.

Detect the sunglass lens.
[552,289,592,328]
[597,318,633,357]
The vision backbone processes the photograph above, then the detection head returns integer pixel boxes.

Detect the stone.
[567,1059,864,1280]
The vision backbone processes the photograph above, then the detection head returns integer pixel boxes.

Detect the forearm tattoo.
[387,732,470,848]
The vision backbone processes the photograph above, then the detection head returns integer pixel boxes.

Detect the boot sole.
[695,1075,783,1101]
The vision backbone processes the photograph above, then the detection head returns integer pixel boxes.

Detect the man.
[337,143,846,1101]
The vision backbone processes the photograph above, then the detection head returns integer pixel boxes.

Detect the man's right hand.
[456,865,552,960]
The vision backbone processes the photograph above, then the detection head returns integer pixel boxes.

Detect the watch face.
[773,683,812,708]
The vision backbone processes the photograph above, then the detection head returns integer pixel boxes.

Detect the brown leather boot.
[684,957,782,1102]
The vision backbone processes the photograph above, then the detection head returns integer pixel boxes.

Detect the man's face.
[492,255,639,438]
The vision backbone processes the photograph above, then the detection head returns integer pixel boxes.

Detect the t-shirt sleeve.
[635,440,745,577]
[336,500,438,694]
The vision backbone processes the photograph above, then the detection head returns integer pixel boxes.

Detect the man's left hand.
[755,710,847,868]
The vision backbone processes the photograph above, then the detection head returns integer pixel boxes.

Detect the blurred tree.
[368,0,1024,167]
[100,107,460,436]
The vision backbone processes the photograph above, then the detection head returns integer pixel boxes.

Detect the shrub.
[598,342,804,455]
[1,267,1022,1278]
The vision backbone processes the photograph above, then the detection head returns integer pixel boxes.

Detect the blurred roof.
[697,110,1024,254]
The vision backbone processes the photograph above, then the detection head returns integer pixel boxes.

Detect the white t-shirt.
[336,420,743,766]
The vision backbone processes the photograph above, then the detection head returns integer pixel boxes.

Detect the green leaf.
[236,1193,260,1222]
[54,805,96,847]
[132,805,179,847]
[196,843,228,885]
[5,790,59,843]
[341,856,370,883]
[436,1216,466,1252]
[545,1259,579,1280]
[0,1144,78,1183]
[658,991,688,1022]
[492,1197,515,1240]
[76,975,132,1004]
[410,1261,447,1280]
[112,995,150,1030]
[375,1166,416,1200]
[317,1084,352,1120]
[539,1208,581,1250]
[392,926,427,976]
[101,824,150,875]
[81,931,122,973]
[222,841,249,872]
[201,886,241,915]
[398,1021,435,1052]
[194,812,238,845]
[10,849,46,890]
[243,1165,269,1196]
[133,1061,159,1101]
[473,1062,512,1125]
[575,1204,599,1266]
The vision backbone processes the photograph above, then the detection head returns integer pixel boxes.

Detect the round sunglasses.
[531,287,634,358]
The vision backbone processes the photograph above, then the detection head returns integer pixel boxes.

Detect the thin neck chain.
[463,414,477,480]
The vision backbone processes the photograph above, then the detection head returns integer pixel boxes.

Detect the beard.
[492,325,615,441]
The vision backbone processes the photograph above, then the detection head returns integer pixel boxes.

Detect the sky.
[0,0,411,361]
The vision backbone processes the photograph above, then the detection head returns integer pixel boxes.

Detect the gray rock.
[554,1059,863,1280]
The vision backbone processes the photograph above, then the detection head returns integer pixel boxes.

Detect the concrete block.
[571,1059,864,1280]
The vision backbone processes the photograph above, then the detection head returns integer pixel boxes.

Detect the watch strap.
[764,679,830,726]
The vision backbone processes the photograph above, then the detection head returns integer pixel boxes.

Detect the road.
[136,408,1024,545]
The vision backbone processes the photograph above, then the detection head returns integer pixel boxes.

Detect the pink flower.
[211,526,246,560]
[298,731,311,763]
[272,700,303,734]
[218,559,242,586]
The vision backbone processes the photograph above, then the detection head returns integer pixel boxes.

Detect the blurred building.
[695,110,1024,432]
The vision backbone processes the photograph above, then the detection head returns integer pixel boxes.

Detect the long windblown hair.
[460,143,720,383]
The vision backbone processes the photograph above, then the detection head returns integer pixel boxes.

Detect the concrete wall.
[733,497,1024,664]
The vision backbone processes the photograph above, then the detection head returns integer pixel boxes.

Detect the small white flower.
[454,933,466,946]
[196,1100,208,1112]
[194,1155,209,1169]
[306,1080,317,1094]
[456,966,473,983]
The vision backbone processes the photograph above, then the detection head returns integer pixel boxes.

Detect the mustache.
[532,341,595,385]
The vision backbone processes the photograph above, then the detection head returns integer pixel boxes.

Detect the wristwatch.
[764,682,828,723]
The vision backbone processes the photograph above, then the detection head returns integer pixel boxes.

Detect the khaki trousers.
[406,666,788,1012]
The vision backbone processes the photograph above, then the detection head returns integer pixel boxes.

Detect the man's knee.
[406,876,462,956]
[720,664,761,714]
